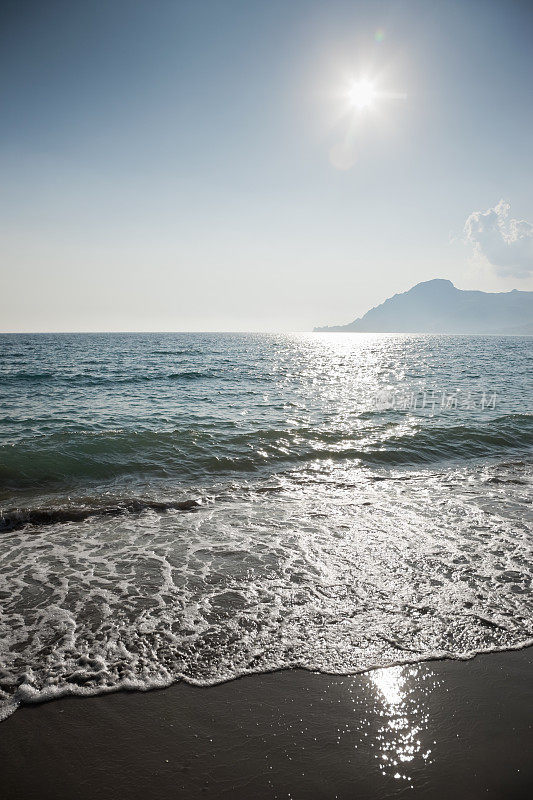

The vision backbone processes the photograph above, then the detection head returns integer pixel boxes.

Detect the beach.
[1,333,531,798]
[3,0,533,796]
[1,647,531,799]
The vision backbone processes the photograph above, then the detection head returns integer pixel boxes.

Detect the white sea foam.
[0,462,531,721]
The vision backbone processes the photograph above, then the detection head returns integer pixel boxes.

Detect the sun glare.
[347,78,376,110]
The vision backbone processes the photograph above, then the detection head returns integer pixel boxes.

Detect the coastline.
[1,647,531,800]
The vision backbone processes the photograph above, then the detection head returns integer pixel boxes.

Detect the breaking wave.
[1,414,531,491]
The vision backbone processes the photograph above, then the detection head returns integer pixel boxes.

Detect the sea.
[0,332,532,721]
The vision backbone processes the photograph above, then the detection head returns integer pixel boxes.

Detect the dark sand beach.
[1,647,531,800]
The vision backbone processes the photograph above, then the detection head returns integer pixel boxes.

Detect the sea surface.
[0,332,532,721]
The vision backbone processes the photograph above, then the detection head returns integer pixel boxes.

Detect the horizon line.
[1,330,532,337]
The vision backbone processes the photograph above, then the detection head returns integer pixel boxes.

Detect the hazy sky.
[1,0,533,332]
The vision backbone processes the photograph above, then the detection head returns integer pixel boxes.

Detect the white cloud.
[464,199,533,277]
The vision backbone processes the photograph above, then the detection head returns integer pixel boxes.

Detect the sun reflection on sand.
[369,665,436,782]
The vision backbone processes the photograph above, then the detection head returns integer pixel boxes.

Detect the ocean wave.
[167,371,213,381]
[1,414,531,490]
[1,369,216,386]
[0,497,204,533]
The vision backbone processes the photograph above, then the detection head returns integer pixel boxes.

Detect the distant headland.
[314,279,533,335]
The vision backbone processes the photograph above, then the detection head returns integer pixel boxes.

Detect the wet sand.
[1,648,531,800]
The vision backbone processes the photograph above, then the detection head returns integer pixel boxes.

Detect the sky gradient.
[1,0,533,331]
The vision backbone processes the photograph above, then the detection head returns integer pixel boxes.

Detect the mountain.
[314,279,533,335]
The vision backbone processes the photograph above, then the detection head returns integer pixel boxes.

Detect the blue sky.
[1,0,533,331]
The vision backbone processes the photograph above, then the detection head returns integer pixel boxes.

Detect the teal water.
[0,333,532,719]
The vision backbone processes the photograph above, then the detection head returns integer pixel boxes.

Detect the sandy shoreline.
[1,647,531,799]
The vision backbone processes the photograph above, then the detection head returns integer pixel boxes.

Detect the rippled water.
[0,333,532,720]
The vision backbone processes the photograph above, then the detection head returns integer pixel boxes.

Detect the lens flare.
[347,78,376,111]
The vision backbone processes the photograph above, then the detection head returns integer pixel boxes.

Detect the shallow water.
[0,333,532,719]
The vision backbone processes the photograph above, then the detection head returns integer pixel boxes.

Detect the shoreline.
[3,637,533,724]
[1,647,531,799]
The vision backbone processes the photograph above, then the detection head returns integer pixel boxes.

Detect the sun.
[347,78,376,111]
